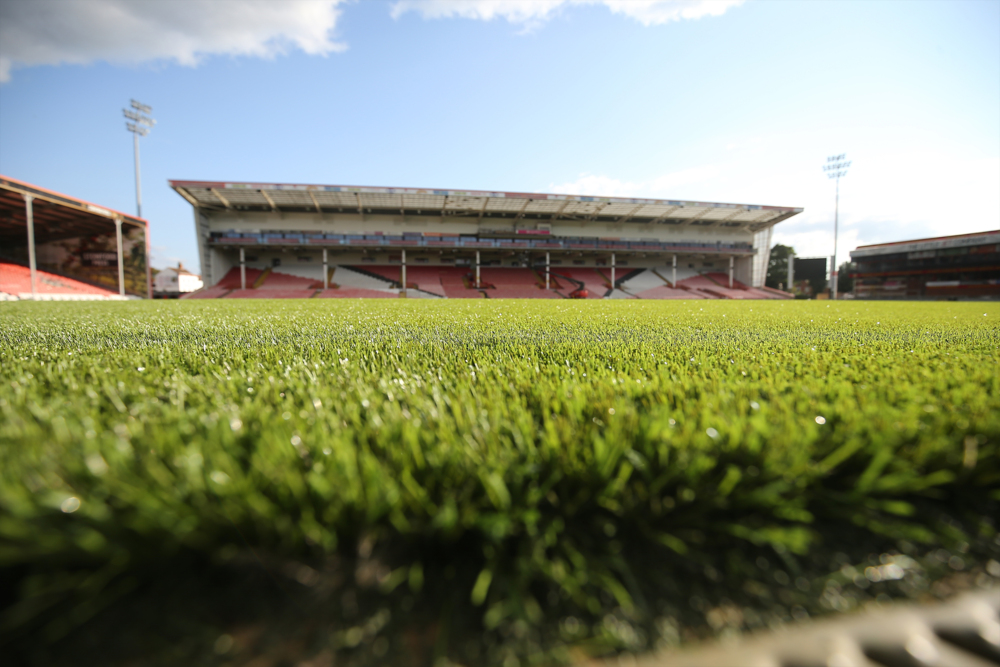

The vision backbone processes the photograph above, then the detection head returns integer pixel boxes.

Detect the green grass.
[1,299,999,666]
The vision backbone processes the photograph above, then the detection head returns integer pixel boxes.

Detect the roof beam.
[210,188,232,209]
[586,202,611,221]
[259,189,279,212]
[681,208,713,225]
[715,207,747,226]
[476,196,490,223]
[513,198,532,222]
[356,192,365,221]
[175,187,201,209]
[308,191,323,213]
[646,205,682,225]
[550,200,573,221]
[750,210,794,232]
[614,204,644,225]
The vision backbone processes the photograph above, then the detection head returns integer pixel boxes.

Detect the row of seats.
[1,260,120,298]
[184,265,791,300]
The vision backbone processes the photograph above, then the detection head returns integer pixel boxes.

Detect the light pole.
[123,100,155,218]
[823,153,850,299]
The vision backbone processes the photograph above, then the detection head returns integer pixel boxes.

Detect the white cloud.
[547,151,1000,266]
[391,0,743,27]
[0,0,347,83]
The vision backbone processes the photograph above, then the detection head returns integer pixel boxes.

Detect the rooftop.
[1,175,146,245]
[170,180,802,232]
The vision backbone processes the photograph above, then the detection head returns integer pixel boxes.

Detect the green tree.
[837,261,854,295]
[766,244,795,290]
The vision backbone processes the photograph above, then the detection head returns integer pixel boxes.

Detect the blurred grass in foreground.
[1,299,999,666]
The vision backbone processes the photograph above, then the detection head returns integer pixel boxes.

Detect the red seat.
[0,261,118,296]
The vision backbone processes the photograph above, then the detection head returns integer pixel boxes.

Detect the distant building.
[153,263,203,298]
[849,231,1000,300]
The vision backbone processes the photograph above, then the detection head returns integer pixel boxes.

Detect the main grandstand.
[1,175,150,300]
[850,230,1000,300]
[170,181,802,299]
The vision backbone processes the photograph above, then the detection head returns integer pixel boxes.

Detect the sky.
[1,0,997,273]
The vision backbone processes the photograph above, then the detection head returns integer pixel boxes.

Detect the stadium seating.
[356,265,402,285]
[1,260,119,299]
[179,264,789,300]
[479,268,541,286]
[635,284,705,299]
[488,286,561,299]
[316,288,398,298]
[550,268,609,299]
[677,274,757,299]
[224,288,316,299]
[615,269,668,295]
[257,270,320,290]
[182,286,231,299]
[360,265,447,297]
[332,266,396,290]
[213,267,263,289]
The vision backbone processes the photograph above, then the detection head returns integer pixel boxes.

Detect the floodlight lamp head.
[130,99,153,114]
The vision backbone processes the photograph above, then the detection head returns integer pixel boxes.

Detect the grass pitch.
[2,299,999,665]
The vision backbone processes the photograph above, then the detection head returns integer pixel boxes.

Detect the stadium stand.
[677,274,750,299]
[550,268,609,298]
[317,288,398,299]
[615,269,668,295]
[181,263,790,300]
[850,231,1000,300]
[400,267,447,296]
[437,267,483,298]
[225,288,317,299]
[256,270,320,290]
[2,175,150,299]
[170,180,802,301]
[331,266,397,290]
[182,286,232,299]
[634,284,704,299]
[1,260,119,299]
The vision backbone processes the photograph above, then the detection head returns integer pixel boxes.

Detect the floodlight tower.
[123,100,155,218]
[823,154,850,299]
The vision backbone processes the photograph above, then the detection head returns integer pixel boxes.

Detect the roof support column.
[322,249,328,290]
[115,216,125,296]
[545,252,550,290]
[401,249,406,296]
[475,251,480,289]
[729,256,734,289]
[788,254,795,292]
[672,254,677,288]
[240,248,246,290]
[611,252,616,296]
[23,194,38,300]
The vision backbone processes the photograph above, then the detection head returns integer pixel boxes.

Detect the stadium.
[171,180,801,300]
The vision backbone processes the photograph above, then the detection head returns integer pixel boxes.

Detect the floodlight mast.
[823,154,850,299]
[123,100,155,218]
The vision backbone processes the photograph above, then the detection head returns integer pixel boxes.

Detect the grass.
[1,299,999,666]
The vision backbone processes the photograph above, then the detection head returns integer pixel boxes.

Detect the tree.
[837,261,854,295]
[766,244,795,290]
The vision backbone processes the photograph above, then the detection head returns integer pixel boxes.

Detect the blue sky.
[1,0,997,273]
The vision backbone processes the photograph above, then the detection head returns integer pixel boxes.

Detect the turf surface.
[1,299,999,665]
